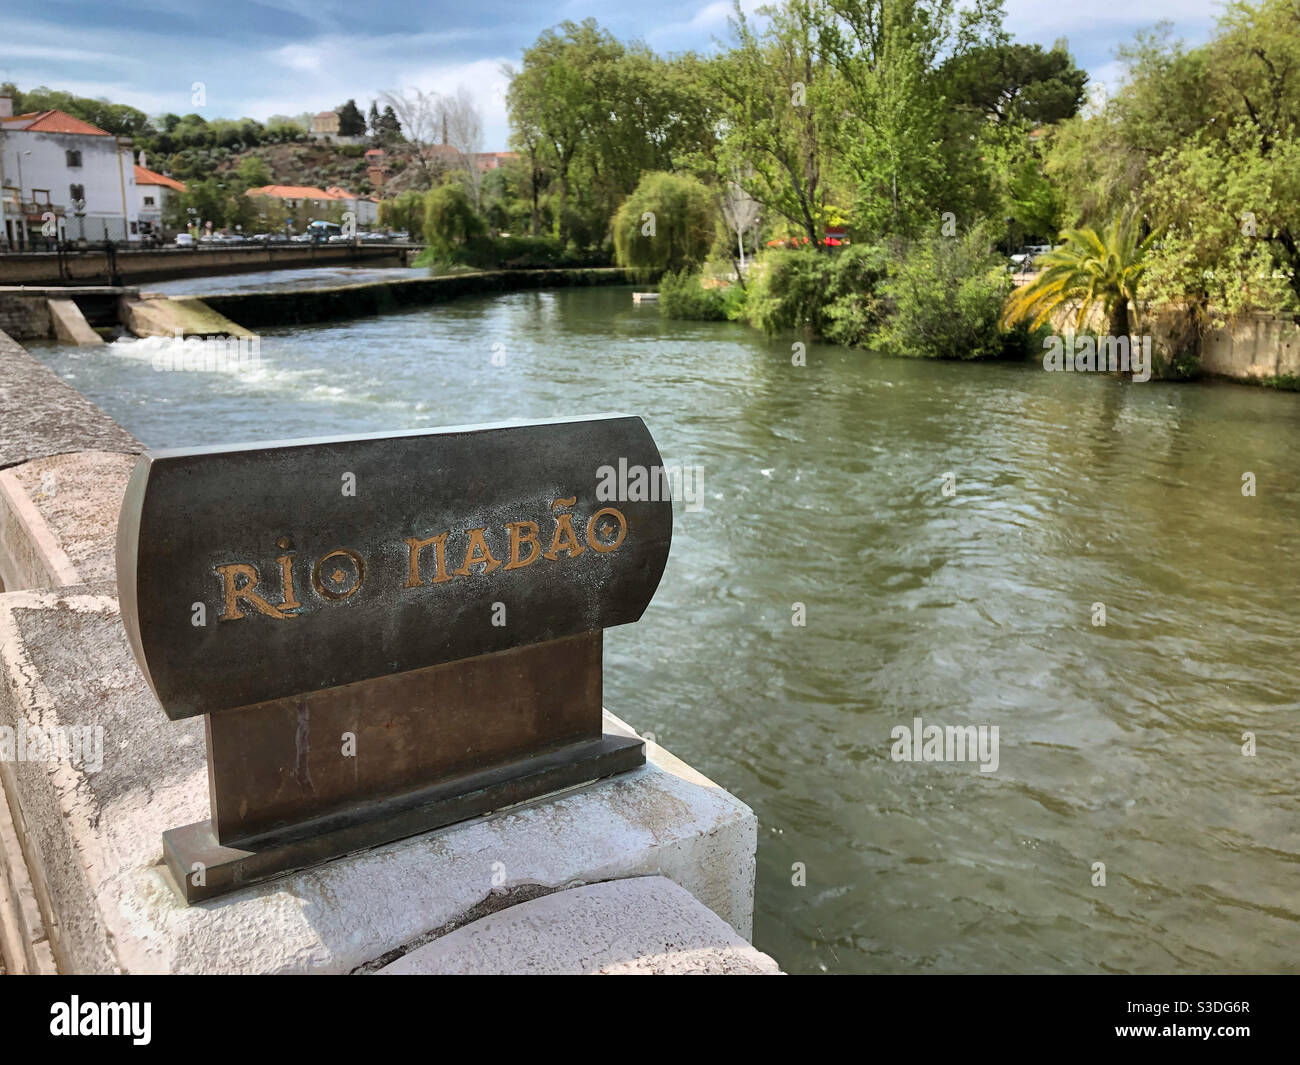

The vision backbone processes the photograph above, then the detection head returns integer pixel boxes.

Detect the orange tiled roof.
[134,165,185,192]
[244,184,343,200]
[1,109,112,136]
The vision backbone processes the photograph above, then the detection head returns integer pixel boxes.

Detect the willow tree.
[423,183,484,259]
[612,172,716,279]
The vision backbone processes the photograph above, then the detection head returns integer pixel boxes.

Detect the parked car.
[1010,244,1054,271]
[173,233,195,248]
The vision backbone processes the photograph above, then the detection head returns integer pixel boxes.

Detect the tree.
[337,99,366,136]
[381,89,439,185]
[377,105,403,145]
[442,86,486,210]
[1045,27,1209,228]
[1001,215,1155,337]
[721,166,762,276]
[423,182,484,257]
[504,62,549,237]
[235,154,272,189]
[1046,0,1300,316]
[818,0,1005,238]
[368,101,381,137]
[379,189,426,239]
[507,20,623,245]
[1143,0,1300,314]
[941,41,1088,126]
[612,171,716,277]
[707,1,830,247]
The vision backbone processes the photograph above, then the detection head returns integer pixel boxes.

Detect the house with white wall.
[134,155,186,240]
[0,95,140,247]
[245,184,379,230]
[324,186,379,227]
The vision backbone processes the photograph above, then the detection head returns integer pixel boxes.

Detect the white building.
[245,184,380,229]
[134,154,186,240]
[311,111,365,146]
[324,186,379,227]
[0,95,141,248]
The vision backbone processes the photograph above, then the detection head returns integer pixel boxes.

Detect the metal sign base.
[163,730,645,904]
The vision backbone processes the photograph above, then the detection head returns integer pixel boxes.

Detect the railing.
[0,202,66,217]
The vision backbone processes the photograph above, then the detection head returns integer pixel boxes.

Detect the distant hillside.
[216,143,380,196]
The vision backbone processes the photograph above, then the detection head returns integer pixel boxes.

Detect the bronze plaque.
[114,414,673,903]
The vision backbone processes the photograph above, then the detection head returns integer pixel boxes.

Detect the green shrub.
[822,244,889,346]
[415,235,611,270]
[1262,374,1300,391]
[741,248,833,336]
[873,226,1012,359]
[658,270,744,321]
[741,244,887,344]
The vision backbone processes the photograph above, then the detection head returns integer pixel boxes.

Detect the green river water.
[29,281,1300,974]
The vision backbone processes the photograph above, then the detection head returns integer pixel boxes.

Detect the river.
[27,282,1300,974]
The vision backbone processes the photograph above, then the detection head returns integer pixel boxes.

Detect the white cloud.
[273,45,326,74]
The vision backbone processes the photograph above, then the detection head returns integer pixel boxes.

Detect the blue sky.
[0,1,1223,150]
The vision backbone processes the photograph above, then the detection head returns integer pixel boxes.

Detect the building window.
[66,149,83,167]
[130,221,138,235]
[143,196,155,206]
[69,184,85,203]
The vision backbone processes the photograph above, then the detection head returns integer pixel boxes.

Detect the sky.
[0,0,1225,150]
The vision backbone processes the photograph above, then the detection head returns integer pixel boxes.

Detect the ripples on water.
[29,284,1300,974]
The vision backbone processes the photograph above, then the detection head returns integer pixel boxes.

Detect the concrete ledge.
[0,330,140,469]
[378,876,781,975]
[47,300,104,347]
[120,294,254,339]
[0,588,756,973]
[0,468,80,591]
[0,772,56,974]
[3,451,134,588]
[201,268,636,330]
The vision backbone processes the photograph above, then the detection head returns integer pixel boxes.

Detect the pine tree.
[337,99,366,137]
[377,105,403,144]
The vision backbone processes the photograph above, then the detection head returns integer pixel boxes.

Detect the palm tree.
[1001,215,1157,337]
